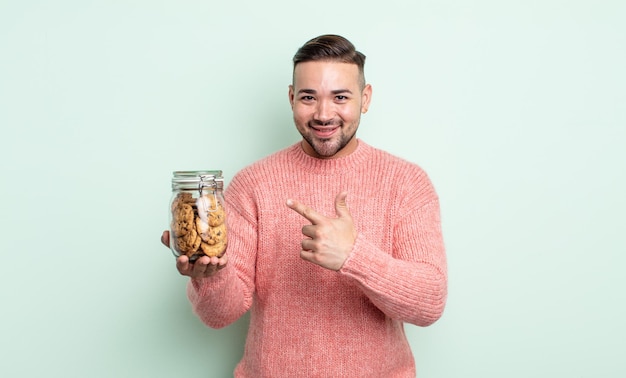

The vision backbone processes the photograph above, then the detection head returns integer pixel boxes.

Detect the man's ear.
[288,85,295,109]
[361,84,372,113]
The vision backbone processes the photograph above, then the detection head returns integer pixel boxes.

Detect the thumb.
[334,191,351,219]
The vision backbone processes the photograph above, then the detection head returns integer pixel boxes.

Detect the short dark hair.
[292,34,366,89]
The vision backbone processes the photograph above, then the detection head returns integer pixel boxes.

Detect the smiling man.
[161,34,447,377]
[289,55,371,159]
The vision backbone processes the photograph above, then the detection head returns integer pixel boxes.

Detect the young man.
[161,34,447,377]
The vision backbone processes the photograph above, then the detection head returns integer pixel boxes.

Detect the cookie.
[200,238,227,257]
[174,227,201,255]
[196,196,226,226]
[207,206,225,227]
[197,221,226,245]
[170,191,227,260]
[170,192,195,212]
[172,203,195,237]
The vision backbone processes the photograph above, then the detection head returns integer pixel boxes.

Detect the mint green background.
[1,1,625,377]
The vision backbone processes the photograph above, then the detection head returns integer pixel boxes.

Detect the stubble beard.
[302,121,357,158]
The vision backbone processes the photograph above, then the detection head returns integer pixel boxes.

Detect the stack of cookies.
[170,192,227,261]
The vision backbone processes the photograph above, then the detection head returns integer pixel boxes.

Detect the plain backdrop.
[1,1,625,377]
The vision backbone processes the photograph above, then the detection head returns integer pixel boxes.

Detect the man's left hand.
[286,191,357,271]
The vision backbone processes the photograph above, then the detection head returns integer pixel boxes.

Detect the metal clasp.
[198,174,218,212]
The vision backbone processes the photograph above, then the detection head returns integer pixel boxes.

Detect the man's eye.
[301,96,314,101]
[336,95,347,101]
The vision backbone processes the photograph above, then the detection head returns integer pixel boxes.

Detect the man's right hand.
[161,230,228,278]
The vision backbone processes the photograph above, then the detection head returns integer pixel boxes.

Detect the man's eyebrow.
[296,89,353,95]
[331,89,353,95]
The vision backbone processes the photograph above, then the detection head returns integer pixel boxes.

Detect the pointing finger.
[286,198,323,224]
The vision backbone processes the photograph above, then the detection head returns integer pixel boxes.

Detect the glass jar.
[169,170,227,262]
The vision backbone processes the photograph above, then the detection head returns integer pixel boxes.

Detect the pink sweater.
[188,140,447,377]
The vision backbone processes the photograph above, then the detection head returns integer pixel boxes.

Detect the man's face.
[289,61,372,159]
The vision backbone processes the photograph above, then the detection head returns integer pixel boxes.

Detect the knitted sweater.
[188,140,447,377]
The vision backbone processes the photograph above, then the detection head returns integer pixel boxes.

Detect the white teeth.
[313,126,337,130]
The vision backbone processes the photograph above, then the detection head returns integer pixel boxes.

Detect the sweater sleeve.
[187,264,248,329]
[185,176,258,329]
[339,198,448,327]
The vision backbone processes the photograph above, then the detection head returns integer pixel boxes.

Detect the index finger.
[286,198,323,224]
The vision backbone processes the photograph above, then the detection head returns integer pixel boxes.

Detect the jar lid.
[172,170,223,191]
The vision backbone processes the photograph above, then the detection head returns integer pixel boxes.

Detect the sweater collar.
[289,138,371,175]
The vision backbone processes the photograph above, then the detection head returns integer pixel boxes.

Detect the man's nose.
[314,100,334,123]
